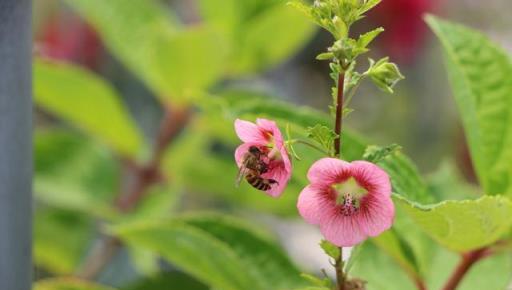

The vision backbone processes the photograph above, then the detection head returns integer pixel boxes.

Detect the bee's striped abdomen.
[246,172,272,191]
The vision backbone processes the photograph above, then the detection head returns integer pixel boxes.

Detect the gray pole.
[0,0,33,289]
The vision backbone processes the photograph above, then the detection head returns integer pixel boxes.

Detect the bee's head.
[248,146,261,154]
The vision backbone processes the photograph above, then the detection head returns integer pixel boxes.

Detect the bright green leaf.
[65,0,225,103]
[34,59,143,156]
[319,239,340,260]
[395,195,512,252]
[357,27,384,50]
[427,15,512,196]
[198,1,316,74]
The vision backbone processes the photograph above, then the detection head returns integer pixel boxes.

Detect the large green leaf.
[123,272,208,290]
[351,242,416,290]
[34,279,116,290]
[35,130,119,218]
[427,15,512,196]
[34,208,93,274]
[395,195,512,252]
[114,221,258,290]
[197,0,316,74]
[34,59,143,156]
[65,0,226,102]
[180,213,306,290]
[114,215,305,290]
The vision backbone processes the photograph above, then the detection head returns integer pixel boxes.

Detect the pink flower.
[234,118,292,197]
[297,158,394,246]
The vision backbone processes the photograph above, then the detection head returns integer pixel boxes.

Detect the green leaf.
[34,208,93,274]
[65,0,225,102]
[395,195,512,252]
[306,125,338,155]
[367,57,404,94]
[357,27,384,50]
[180,213,306,290]
[34,278,116,290]
[319,239,340,260]
[123,272,208,290]
[358,0,382,14]
[152,27,227,102]
[198,0,316,74]
[114,216,305,290]
[34,59,143,157]
[35,130,119,218]
[427,15,512,196]
[362,144,401,163]
[351,242,415,290]
[114,221,256,290]
[377,151,434,204]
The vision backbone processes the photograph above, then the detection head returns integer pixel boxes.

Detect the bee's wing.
[236,166,250,187]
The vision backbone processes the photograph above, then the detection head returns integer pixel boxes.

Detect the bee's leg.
[268,179,278,184]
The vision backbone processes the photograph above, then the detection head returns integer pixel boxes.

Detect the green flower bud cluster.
[290,0,404,101]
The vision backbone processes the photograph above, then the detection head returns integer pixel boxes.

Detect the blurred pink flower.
[234,118,292,197]
[369,0,435,64]
[297,158,394,246]
[37,12,103,69]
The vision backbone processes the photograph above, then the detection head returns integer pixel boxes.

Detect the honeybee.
[236,146,278,191]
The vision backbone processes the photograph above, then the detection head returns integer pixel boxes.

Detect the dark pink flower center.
[333,177,367,216]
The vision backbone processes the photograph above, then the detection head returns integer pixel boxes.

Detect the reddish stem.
[334,73,345,157]
[76,105,192,279]
[413,276,427,290]
[441,248,489,290]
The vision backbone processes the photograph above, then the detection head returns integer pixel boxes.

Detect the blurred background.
[31,0,512,289]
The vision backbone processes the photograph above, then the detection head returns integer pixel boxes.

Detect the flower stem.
[441,248,489,290]
[334,72,345,158]
[292,139,330,156]
[335,247,346,290]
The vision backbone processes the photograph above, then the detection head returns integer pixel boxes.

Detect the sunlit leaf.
[34,59,143,156]
[395,195,512,252]
[427,15,512,196]
[65,0,226,103]
[197,0,316,74]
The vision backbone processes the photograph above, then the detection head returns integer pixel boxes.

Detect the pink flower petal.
[264,164,290,197]
[234,119,268,144]
[297,185,331,224]
[358,194,395,237]
[307,158,351,186]
[350,161,392,197]
[320,215,367,247]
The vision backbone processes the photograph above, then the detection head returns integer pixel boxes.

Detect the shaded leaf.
[34,278,116,290]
